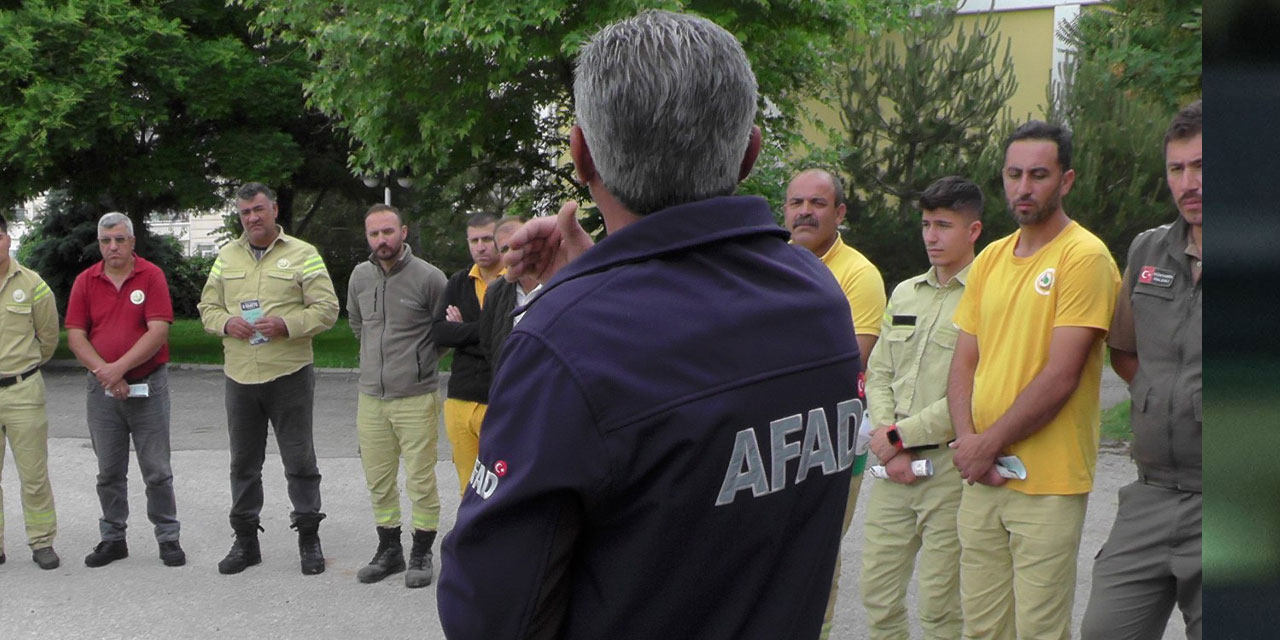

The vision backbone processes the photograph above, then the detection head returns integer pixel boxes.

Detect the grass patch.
[1100,401,1132,442]
[54,317,451,371]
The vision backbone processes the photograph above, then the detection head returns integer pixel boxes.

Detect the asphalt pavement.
[0,362,1182,639]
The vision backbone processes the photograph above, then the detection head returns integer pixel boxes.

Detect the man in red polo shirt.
[66,212,184,568]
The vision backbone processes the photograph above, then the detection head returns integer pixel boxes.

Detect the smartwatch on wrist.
[887,425,904,450]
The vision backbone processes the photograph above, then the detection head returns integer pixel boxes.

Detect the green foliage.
[161,243,215,319]
[54,318,367,368]
[1100,400,1133,442]
[1048,0,1201,269]
[0,0,371,238]
[237,0,913,232]
[1058,0,1202,108]
[833,7,1018,286]
[20,191,215,318]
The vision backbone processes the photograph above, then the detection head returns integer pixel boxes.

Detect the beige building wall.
[801,1,1104,143]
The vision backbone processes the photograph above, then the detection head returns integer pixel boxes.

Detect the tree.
[0,0,374,312]
[1048,0,1202,267]
[833,6,1018,286]
[238,0,914,229]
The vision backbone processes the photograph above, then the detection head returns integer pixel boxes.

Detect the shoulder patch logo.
[130,289,146,305]
[1033,268,1055,296]
[11,289,25,303]
[276,258,290,269]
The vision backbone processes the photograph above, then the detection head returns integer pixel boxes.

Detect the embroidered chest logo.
[1033,268,1056,296]
[1138,265,1175,288]
[276,258,290,269]
[130,289,146,305]
[11,289,25,303]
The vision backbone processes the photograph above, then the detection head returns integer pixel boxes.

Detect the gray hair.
[574,11,759,215]
[236,182,276,203]
[98,212,134,237]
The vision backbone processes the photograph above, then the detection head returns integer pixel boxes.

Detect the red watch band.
[889,424,904,450]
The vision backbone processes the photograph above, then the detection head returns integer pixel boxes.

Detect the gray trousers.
[1081,480,1202,640]
[225,365,322,530]
[86,364,180,542]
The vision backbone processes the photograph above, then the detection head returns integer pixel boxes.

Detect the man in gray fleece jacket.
[347,204,449,588]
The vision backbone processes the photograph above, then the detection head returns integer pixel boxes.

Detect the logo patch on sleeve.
[468,459,502,499]
[1138,265,1175,287]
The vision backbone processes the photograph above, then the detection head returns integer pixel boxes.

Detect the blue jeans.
[86,364,180,542]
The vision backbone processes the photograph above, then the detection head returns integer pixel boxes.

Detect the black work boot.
[84,539,129,568]
[218,524,263,575]
[405,529,436,589]
[291,515,326,575]
[356,526,405,584]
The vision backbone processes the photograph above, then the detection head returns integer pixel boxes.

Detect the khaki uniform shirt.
[0,260,59,375]
[197,227,339,384]
[865,263,969,448]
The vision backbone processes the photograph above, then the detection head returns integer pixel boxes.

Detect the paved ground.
[1,363,1182,639]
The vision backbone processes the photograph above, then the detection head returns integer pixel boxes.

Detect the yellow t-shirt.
[821,239,886,337]
[953,221,1120,495]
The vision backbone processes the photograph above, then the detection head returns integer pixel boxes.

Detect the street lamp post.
[361,172,414,206]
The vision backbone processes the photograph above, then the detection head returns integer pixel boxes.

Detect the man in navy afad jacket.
[438,11,863,640]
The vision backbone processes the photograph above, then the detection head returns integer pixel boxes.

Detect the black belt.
[1136,468,1201,493]
[0,366,40,388]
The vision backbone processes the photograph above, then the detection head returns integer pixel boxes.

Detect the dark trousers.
[86,364,180,542]
[225,365,322,530]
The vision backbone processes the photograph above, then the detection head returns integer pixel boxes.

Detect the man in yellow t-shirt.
[784,168,885,638]
[948,122,1120,639]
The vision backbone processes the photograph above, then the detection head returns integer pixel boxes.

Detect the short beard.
[1008,193,1059,226]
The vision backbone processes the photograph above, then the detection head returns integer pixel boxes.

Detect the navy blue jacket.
[438,196,863,640]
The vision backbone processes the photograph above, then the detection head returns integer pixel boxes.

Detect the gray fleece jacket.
[347,245,449,398]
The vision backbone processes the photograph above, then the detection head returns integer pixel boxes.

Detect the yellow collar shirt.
[0,260,59,375]
[819,238,887,337]
[864,263,970,448]
[197,227,339,384]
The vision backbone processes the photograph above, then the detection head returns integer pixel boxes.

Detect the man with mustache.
[66,212,184,568]
[346,203,449,588]
[1081,99,1202,640]
[784,167,885,638]
[198,182,339,576]
[947,121,1120,639]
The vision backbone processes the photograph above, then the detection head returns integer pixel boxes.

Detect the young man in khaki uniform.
[347,204,449,588]
[198,182,339,576]
[861,176,983,639]
[0,214,60,570]
[1081,99,1202,640]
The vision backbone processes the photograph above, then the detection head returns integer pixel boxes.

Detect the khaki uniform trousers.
[357,392,442,532]
[860,455,963,640]
[958,483,1088,640]
[1080,482,1201,640]
[819,465,865,640]
[0,372,57,551]
[443,398,487,496]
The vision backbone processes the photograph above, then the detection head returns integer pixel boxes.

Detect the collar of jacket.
[368,243,416,275]
[1166,214,1194,263]
[521,195,788,312]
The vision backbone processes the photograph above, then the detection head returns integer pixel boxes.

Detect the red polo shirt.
[65,255,173,380]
